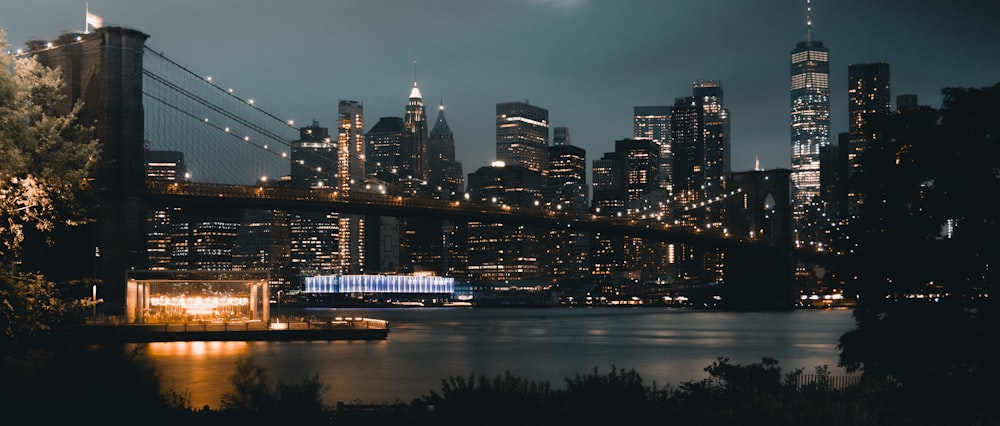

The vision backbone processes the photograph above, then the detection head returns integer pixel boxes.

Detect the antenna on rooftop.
[805,0,813,43]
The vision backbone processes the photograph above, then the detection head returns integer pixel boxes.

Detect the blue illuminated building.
[304,274,455,294]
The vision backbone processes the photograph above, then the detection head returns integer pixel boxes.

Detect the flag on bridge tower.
[85,3,103,33]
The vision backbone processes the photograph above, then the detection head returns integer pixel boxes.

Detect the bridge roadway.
[142,181,835,264]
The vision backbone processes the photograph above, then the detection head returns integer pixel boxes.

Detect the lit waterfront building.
[790,0,831,224]
[496,101,549,173]
[304,274,455,295]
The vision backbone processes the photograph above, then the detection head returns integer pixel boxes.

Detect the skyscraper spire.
[405,76,428,181]
[790,0,830,227]
[805,0,813,43]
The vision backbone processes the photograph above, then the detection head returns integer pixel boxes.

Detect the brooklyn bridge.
[20,26,834,311]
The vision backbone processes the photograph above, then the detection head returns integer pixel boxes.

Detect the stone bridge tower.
[722,169,795,310]
[30,27,150,310]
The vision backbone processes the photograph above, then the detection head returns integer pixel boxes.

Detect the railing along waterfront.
[57,317,389,343]
[126,317,389,333]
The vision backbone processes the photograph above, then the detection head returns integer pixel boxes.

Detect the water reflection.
[137,307,855,409]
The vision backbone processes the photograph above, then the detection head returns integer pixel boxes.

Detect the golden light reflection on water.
[145,341,251,357]
[135,341,255,409]
[133,309,855,408]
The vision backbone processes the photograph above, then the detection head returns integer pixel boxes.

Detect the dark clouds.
[3,0,998,176]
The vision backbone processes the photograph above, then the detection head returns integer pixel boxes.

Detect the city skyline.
[3,0,998,177]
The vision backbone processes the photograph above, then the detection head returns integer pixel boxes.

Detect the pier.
[50,317,389,343]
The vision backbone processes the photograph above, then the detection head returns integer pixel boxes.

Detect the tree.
[837,83,999,424]
[219,356,330,424]
[0,28,99,267]
[0,28,100,353]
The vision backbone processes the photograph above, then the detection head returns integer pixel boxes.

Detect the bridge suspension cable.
[142,45,361,186]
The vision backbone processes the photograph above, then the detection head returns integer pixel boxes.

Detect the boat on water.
[392,301,425,307]
[442,301,473,307]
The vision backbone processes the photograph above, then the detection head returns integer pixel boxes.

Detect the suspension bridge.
[19,26,828,310]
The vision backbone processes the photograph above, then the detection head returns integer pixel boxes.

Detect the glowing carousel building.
[124,270,270,324]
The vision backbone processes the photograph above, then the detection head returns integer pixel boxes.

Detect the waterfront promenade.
[50,317,389,343]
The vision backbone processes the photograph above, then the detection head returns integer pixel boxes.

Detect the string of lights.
[142,45,369,186]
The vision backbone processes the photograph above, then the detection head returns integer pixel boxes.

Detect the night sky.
[3,0,999,177]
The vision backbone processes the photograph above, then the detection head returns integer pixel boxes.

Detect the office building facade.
[789,17,831,223]
[496,101,549,173]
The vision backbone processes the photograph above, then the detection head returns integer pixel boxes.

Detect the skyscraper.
[496,101,549,173]
[633,106,672,192]
[789,0,831,222]
[547,143,589,212]
[144,150,187,182]
[896,94,918,113]
[338,100,365,193]
[847,62,891,218]
[403,82,428,182]
[670,96,704,213]
[427,100,464,195]
[465,163,545,283]
[365,116,406,180]
[404,100,464,276]
[144,150,187,270]
[289,121,339,281]
[553,126,571,146]
[669,81,731,215]
[616,138,661,209]
[545,140,589,281]
[338,100,365,274]
[291,120,336,189]
[694,80,731,197]
[847,62,891,173]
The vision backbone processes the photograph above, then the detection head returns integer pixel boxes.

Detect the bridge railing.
[145,181,802,251]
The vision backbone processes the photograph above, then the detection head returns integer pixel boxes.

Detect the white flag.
[86,10,103,30]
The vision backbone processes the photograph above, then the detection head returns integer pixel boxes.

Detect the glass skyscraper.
[633,106,672,192]
[846,62,891,218]
[847,62,891,173]
[789,6,830,223]
[496,101,549,173]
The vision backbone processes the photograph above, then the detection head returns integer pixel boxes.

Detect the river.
[135,307,855,409]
